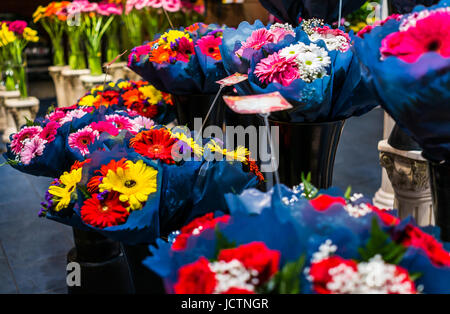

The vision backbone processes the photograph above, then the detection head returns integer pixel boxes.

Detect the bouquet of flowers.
[0,21,39,97]
[38,124,263,244]
[353,0,450,163]
[68,0,116,75]
[77,79,175,123]
[220,19,376,122]
[128,23,227,95]
[143,180,450,293]
[33,1,68,66]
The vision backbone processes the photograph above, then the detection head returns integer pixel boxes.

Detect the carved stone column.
[62,68,90,107]
[80,74,113,91]
[373,112,395,208]
[0,90,20,143]
[105,61,127,82]
[48,65,69,108]
[379,139,434,226]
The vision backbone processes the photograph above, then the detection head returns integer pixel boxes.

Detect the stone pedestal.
[105,62,127,82]
[373,112,395,209]
[62,68,90,107]
[379,139,434,226]
[49,65,69,108]
[3,97,39,143]
[123,66,142,82]
[80,74,113,91]
[0,90,21,142]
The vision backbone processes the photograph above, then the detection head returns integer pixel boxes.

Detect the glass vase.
[87,52,103,76]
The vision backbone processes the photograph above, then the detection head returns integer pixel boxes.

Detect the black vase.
[428,161,450,242]
[173,94,225,131]
[388,124,422,151]
[269,119,345,189]
[67,228,134,294]
[122,244,166,294]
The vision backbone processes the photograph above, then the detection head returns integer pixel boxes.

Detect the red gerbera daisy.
[122,89,143,108]
[130,129,178,164]
[131,102,159,118]
[197,35,222,61]
[87,158,128,193]
[81,192,130,229]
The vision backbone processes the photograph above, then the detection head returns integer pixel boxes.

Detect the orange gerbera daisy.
[71,159,92,171]
[122,89,142,108]
[87,158,129,193]
[149,47,175,64]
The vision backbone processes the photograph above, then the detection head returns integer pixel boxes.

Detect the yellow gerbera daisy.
[159,30,190,49]
[78,95,97,107]
[48,168,83,212]
[0,24,16,47]
[171,132,204,157]
[23,27,39,42]
[206,139,249,162]
[139,85,162,105]
[117,81,132,89]
[91,85,104,94]
[99,160,158,211]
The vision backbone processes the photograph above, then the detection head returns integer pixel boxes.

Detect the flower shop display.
[353,0,450,240]
[144,180,450,294]
[128,23,228,129]
[220,20,377,188]
[0,21,39,97]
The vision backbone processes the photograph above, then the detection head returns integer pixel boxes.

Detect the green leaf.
[25,116,39,127]
[344,186,352,200]
[0,158,20,167]
[265,255,305,294]
[409,272,422,282]
[213,227,236,260]
[301,172,318,200]
[358,218,407,264]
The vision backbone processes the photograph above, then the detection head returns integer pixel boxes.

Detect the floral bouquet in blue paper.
[143,180,450,293]
[127,23,227,95]
[220,19,377,122]
[39,125,263,244]
[353,0,450,162]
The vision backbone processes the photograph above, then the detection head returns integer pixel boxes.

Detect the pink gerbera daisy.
[10,126,42,154]
[90,121,119,136]
[20,136,46,165]
[105,114,135,133]
[236,28,274,57]
[197,35,222,61]
[46,110,66,123]
[68,126,100,156]
[131,116,155,133]
[59,108,90,125]
[40,121,60,143]
[254,52,300,86]
[380,11,450,62]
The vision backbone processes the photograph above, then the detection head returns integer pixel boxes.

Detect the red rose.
[172,213,230,251]
[399,224,450,267]
[223,287,255,294]
[174,257,217,294]
[309,256,357,294]
[367,204,400,226]
[309,194,346,211]
[218,242,280,283]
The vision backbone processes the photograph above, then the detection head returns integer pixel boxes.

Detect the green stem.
[87,52,103,76]
[106,19,121,62]
[68,29,86,69]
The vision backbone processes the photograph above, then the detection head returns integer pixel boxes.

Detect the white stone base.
[0,90,21,137]
[62,68,91,107]
[80,74,113,91]
[3,97,39,143]
[49,65,69,108]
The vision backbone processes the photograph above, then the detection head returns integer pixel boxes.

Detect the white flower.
[400,7,450,31]
[209,259,257,294]
[269,22,294,33]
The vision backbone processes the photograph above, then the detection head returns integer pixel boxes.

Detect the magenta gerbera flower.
[20,136,46,165]
[90,121,119,136]
[197,35,222,61]
[59,108,90,125]
[105,114,135,133]
[380,10,450,63]
[176,36,195,62]
[40,121,60,143]
[10,126,42,154]
[254,52,300,86]
[236,28,274,57]
[68,126,100,156]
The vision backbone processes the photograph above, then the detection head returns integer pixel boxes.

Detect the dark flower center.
[208,47,215,54]
[427,40,440,52]
[124,180,137,188]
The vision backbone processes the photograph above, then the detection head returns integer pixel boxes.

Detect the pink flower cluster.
[125,0,182,14]
[10,123,59,165]
[235,24,295,57]
[357,14,402,38]
[380,10,450,63]
[66,0,123,16]
[6,20,28,35]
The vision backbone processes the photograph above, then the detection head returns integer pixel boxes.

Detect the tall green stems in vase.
[66,24,86,70]
[106,16,121,63]
[82,13,114,76]
[36,19,65,67]
[123,9,144,49]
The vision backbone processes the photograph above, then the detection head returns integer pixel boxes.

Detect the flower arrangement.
[143,179,450,294]
[0,21,39,97]
[67,0,116,75]
[77,79,175,123]
[37,124,263,244]
[221,19,376,122]
[33,2,69,66]
[353,0,450,163]
[128,23,227,95]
